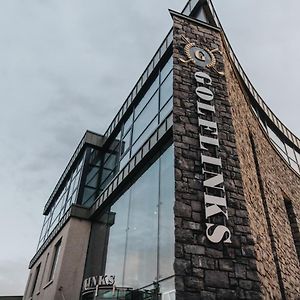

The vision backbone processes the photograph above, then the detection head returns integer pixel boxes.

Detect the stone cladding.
[223,37,300,299]
[172,14,263,300]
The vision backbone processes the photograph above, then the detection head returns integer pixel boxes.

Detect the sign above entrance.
[82,274,116,292]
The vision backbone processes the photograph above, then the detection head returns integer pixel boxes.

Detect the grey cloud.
[0,259,28,295]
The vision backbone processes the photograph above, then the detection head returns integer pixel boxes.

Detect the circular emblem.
[179,36,224,76]
[186,46,213,68]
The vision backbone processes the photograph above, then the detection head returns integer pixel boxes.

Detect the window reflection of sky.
[105,145,174,293]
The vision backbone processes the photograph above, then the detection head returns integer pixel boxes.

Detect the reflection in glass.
[119,152,130,171]
[86,167,99,184]
[112,54,173,172]
[105,145,174,291]
[124,162,159,288]
[158,146,175,279]
[160,57,173,83]
[105,191,130,287]
[290,160,300,173]
[103,153,117,171]
[160,72,173,109]
[296,151,300,164]
[160,98,173,122]
[132,92,159,141]
[135,76,159,118]
[123,113,133,134]
[274,144,288,161]
[194,7,209,23]
[131,116,158,157]
[82,187,96,206]
[38,156,84,248]
[286,144,296,162]
[121,131,131,156]
[160,277,176,300]
[268,126,285,151]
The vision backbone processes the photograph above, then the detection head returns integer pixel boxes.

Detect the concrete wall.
[23,217,91,300]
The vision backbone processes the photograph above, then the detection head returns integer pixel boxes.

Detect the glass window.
[86,167,100,185]
[158,146,175,279]
[104,145,174,290]
[160,71,173,109]
[295,150,300,164]
[124,161,159,288]
[110,132,121,153]
[132,92,159,141]
[100,172,115,192]
[123,113,133,134]
[69,175,79,194]
[82,187,96,207]
[160,57,173,83]
[290,160,300,173]
[182,3,191,15]
[190,0,199,10]
[135,76,159,118]
[274,143,288,161]
[120,130,131,156]
[195,7,209,23]
[160,97,173,122]
[286,144,297,162]
[48,218,58,235]
[86,174,98,189]
[101,168,113,183]
[69,190,78,204]
[38,219,48,248]
[103,154,117,171]
[268,126,285,151]
[49,239,62,281]
[119,151,130,171]
[105,190,130,287]
[160,277,176,300]
[166,30,173,47]
[131,116,158,156]
[153,51,160,67]
[51,199,62,223]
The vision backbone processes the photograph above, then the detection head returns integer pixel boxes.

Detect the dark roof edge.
[169,9,220,32]
[43,130,105,215]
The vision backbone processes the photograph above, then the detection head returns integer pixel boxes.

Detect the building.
[23,0,300,299]
[0,297,23,300]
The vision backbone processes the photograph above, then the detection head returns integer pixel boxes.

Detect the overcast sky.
[0,0,299,295]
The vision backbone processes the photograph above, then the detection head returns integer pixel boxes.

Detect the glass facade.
[118,56,173,170]
[103,145,175,297]
[265,123,300,174]
[37,54,173,250]
[37,158,84,249]
[81,144,120,208]
[80,55,173,207]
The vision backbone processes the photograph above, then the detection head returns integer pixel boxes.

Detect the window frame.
[48,239,62,282]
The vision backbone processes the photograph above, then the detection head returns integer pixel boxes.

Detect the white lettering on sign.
[195,71,232,244]
[82,275,116,291]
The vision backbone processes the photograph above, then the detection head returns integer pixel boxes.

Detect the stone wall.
[172,14,263,300]
[223,41,300,299]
